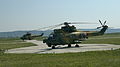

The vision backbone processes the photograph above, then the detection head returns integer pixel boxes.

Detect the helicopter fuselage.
[43,21,108,48]
[43,29,88,47]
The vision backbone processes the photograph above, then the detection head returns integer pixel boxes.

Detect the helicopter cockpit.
[49,34,54,38]
[48,33,55,40]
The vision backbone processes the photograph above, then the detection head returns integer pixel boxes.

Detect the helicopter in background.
[20,32,44,41]
[42,20,108,49]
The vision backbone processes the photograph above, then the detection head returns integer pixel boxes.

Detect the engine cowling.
[70,32,88,41]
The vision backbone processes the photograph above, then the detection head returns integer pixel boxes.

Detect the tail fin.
[97,20,108,35]
[98,25,108,35]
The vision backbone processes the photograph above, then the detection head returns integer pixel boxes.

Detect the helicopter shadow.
[54,46,83,49]
[34,46,83,53]
[34,48,52,53]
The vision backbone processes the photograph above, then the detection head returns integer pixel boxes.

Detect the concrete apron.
[5,40,120,54]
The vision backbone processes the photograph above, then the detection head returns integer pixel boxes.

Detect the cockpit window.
[49,34,53,38]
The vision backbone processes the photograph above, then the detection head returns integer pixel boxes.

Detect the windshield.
[49,34,54,38]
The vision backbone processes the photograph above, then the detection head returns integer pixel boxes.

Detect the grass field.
[0,49,120,67]
[81,33,120,45]
[0,38,36,50]
[0,33,120,67]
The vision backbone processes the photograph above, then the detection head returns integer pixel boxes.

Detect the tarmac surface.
[6,40,120,54]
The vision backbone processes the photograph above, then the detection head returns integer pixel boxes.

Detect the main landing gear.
[52,45,55,49]
[68,44,79,47]
[52,44,80,49]
[68,44,71,47]
[75,44,79,47]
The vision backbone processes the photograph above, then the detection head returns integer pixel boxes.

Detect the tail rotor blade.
[104,21,107,25]
[99,20,103,25]
[97,26,102,29]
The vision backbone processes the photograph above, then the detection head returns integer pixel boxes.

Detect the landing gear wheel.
[48,45,51,47]
[52,46,55,49]
[75,44,79,47]
[68,44,71,47]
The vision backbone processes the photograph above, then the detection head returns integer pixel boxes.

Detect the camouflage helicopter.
[20,32,44,41]
[43,20,108,49]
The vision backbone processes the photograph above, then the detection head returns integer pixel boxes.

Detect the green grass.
[0,49,120,67]
[82,38,120,45]
[34,36,47,41]
[82,33,120,45]
[0,38,36,50]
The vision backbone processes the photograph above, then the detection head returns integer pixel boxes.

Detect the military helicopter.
[43,20,108,49]
[20,32,44,41]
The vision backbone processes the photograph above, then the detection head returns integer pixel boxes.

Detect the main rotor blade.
[97,26,102,29]
[66,22,97,24]
[99,20,103,25]
[36,23,63,31]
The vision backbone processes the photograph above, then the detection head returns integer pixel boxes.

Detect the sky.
[0,0,120,32]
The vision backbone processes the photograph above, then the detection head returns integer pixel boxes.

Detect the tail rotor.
[97,20,107,29]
